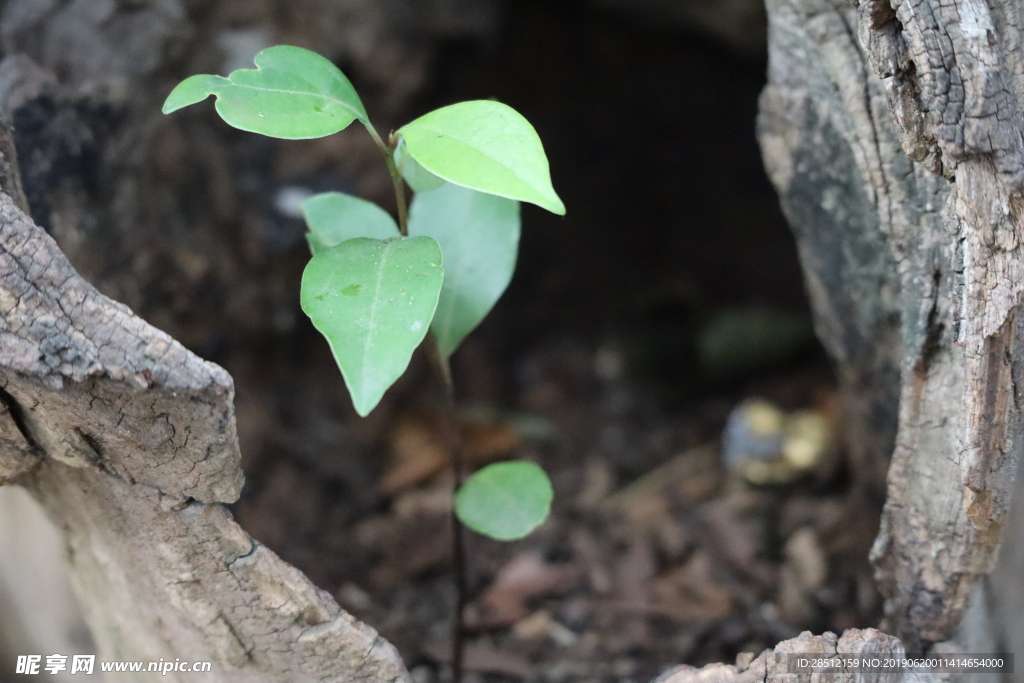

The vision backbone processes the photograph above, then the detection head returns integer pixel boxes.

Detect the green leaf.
[162,74,232,113]
[394,140,446,193]
[398,101,565,215]
[302,192,400,255]
[408,183,520,356]
[455,461,553,540]
[162,45,369,139]
[300,237,443,416]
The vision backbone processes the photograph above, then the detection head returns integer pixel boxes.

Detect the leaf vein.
[361,242,392,396]
[216,82,362,118]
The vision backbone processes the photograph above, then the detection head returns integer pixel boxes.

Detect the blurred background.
[0,0,884,681]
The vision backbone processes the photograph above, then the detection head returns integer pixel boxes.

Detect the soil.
[234,340,881,683]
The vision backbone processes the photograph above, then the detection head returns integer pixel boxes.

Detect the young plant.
[162,46,562,543]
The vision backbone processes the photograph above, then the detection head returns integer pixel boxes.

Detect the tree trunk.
[759,0,1024,655]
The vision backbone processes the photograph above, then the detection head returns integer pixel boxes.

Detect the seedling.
[163,45,562,674]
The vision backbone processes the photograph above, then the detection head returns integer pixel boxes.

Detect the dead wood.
[759,0,1024,652]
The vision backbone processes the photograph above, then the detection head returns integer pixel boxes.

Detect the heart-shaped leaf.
[398,101,565,215]
[455,461,553,540]
[408,183,520,356]
[163,45,369,139]
[302,192,400,255]
[300,237,443,416]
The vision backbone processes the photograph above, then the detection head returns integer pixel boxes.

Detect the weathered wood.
[0,189,409,682]
[759,0,1024,651]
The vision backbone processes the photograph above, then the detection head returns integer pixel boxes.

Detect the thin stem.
[371,117,467,682]
[366,125,409,236]
[423,333,467,683]
[451,492,467,683]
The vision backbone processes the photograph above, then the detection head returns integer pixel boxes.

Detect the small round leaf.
[455,461,553,540]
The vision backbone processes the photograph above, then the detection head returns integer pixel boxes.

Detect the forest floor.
[233,333,882,683]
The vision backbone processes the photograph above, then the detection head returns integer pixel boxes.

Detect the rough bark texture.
[759,0,1024,652]
[0,186,410,682]
[654,628,938,683]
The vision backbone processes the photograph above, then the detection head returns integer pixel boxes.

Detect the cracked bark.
[759,0,1024,653]
[0,179,409,681]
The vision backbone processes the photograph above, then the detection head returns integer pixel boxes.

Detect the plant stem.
[423,333,467,683]
[374,124,466,683]
[367,125,409,236]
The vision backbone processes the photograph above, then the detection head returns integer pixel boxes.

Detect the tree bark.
[759,0,1024,653]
